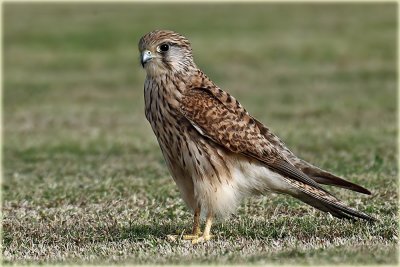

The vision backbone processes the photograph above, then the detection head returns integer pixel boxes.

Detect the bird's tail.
[282,176,376,221]
[296,160,372,195]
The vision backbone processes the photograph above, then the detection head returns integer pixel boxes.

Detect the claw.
[191,234,213,244]
[166,232,202,241]
[182,233,202,240]
[167,208,214,244]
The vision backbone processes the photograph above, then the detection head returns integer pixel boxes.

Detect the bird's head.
[138,30,196,77]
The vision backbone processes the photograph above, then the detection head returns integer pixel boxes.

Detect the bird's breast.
[143,77,188,155]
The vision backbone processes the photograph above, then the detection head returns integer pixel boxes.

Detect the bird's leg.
[167,206,202,241]
[192,211,213,244]
[182,206,202,240]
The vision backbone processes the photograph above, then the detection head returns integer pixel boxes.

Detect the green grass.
[3,2,398,265]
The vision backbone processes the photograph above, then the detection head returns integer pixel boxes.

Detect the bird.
[138,29,375,244]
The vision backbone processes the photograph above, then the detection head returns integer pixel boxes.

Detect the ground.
[2,3,398,265]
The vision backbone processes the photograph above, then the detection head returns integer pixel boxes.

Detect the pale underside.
[162,140,294,219]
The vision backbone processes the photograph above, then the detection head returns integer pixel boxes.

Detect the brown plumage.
[138,30,375,243]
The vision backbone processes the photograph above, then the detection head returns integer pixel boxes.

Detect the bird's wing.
[180,87,375,221]
[253,118,372,195]
[180,87,327,192]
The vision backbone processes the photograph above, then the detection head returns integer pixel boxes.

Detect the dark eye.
[159,43,169,52]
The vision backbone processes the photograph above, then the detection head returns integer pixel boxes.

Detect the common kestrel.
[138,30,374,243]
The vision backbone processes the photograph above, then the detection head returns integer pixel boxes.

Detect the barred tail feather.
[297,161,371,195]
[283,177,376,221]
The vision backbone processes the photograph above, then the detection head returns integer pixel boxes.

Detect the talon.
[182,235,197,240]
[182,233,202,240]
[191,234,213,244]
[166,232,203,241]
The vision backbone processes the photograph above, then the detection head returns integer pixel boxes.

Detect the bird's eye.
[159,44,169,52]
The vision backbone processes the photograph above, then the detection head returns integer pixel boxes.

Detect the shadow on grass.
[117,222,185,242]
[2,215,186,248]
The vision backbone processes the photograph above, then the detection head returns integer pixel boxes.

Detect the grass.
[2,2,398,265]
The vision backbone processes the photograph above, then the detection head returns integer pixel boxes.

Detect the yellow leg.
[192,211,213,244]
[193,206,201,235]
[167,206,202,241]
[182,206,202,240]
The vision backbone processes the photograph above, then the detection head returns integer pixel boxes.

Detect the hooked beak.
[141,50,153,67]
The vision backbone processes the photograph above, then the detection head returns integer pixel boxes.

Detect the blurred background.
[3,3,397,265]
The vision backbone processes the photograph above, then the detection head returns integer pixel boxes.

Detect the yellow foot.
[191,234,213,244]
[182,233,202,240]
[166,232,202,242]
